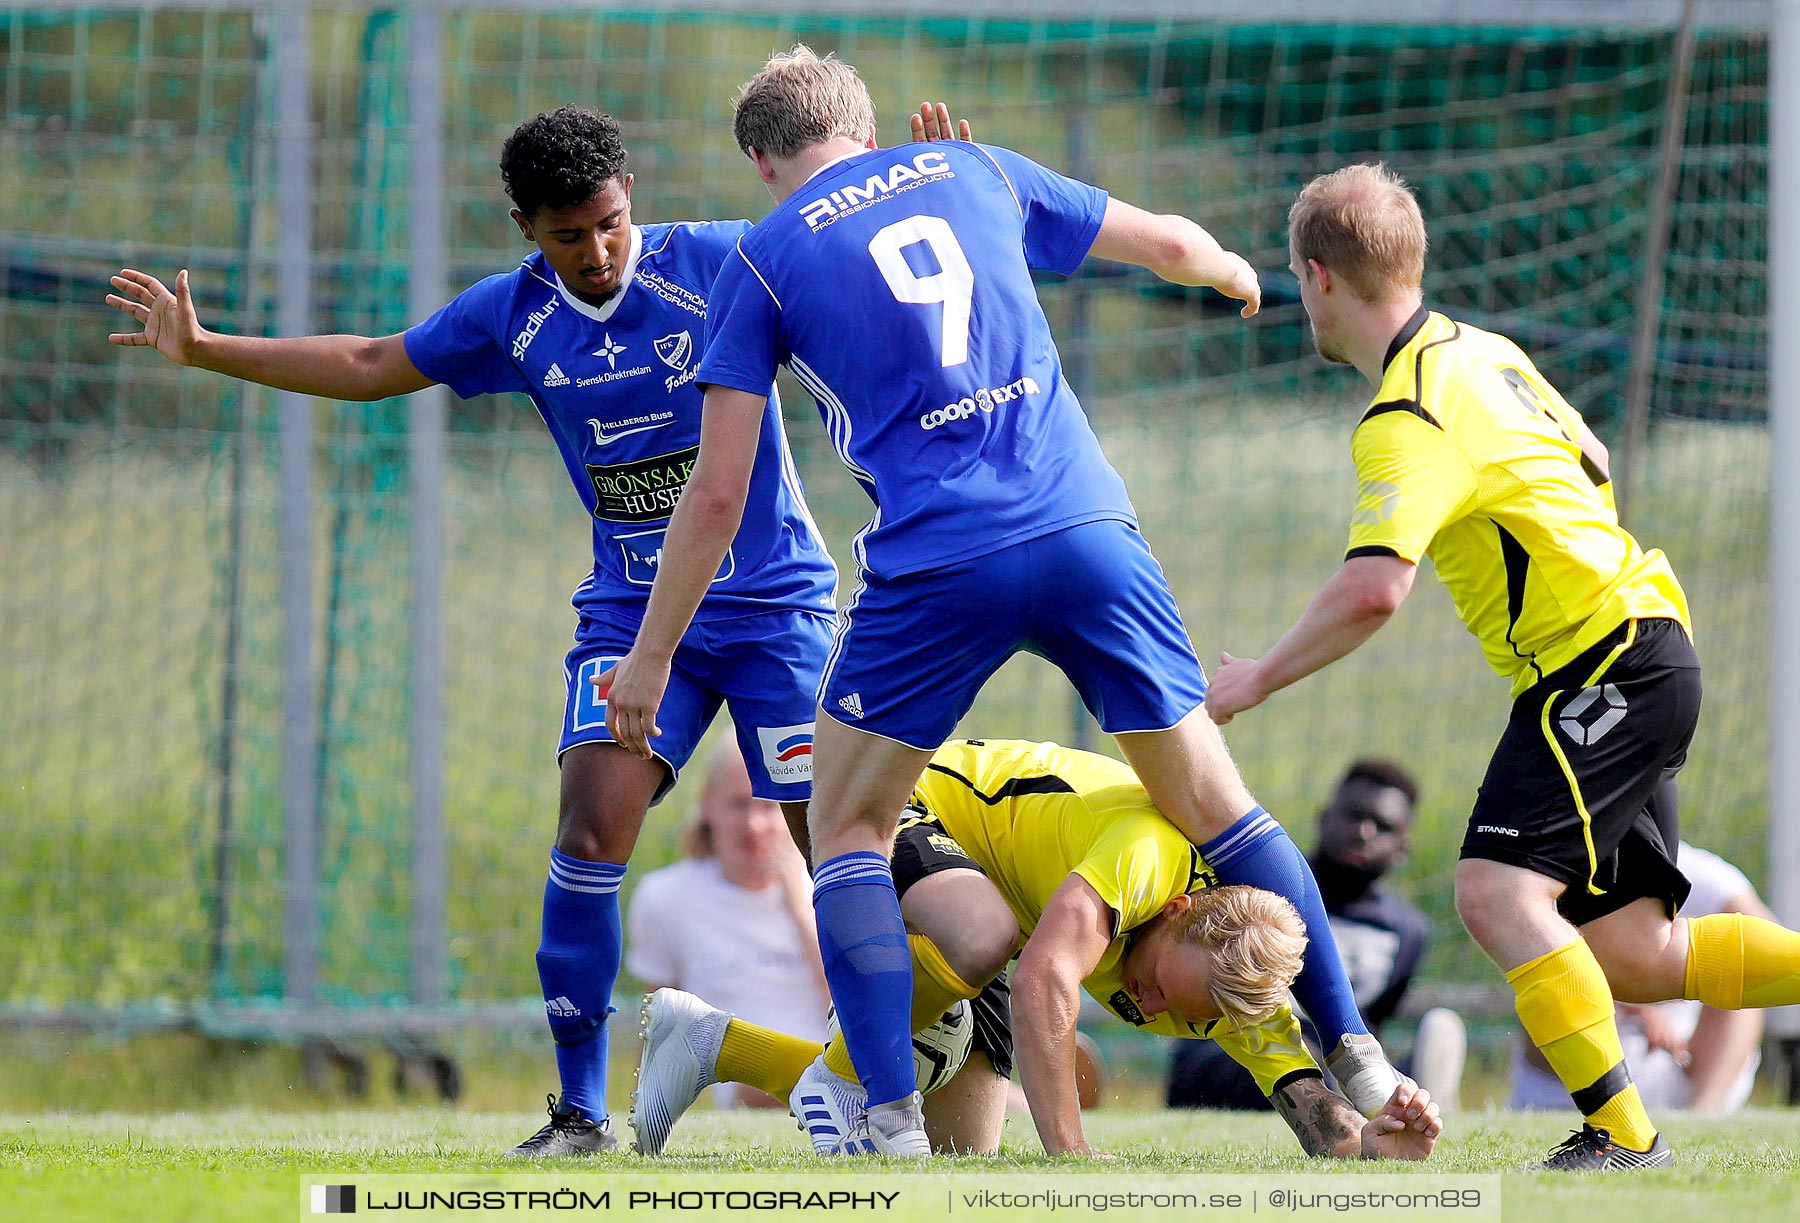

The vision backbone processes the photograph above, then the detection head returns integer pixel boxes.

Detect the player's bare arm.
[106,267,434,401]
[1273,1077,1442,1160]
[601,385,766,758]
[1207,554,1416,724]
[1011,874,1117,1157]
[1087,199,1260,317]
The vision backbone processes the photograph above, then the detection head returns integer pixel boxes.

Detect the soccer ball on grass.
[824,999,974,1094]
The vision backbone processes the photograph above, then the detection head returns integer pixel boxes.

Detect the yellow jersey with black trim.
[1346,308,1689,695]
[911,738,1318,1095]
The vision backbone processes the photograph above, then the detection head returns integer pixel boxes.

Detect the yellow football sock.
[1508,939,1657,1151]
[715,1018,822,1101]
[823,933,983,1082]
[1685,913,1800,1009]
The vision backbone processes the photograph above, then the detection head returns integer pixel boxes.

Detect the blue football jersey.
[404,221,837,625]
[696,143,1137,579]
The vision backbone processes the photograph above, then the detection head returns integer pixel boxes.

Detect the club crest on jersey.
[654,331,693,371]
[655,330,701,392]
[800,150,955,231]
[757,723,816,784]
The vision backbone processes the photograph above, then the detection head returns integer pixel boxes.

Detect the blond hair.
[732,44,876,158]
[1287,163,1427,302]
[1176,886,1308,1029]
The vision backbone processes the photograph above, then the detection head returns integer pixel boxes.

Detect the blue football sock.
[811,851,917,1107]
[535,849,626,1120]
[1200,807,1369,1046]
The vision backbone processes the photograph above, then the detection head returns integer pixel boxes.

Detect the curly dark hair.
[1340,758,1420,808]
[500,107,628,218]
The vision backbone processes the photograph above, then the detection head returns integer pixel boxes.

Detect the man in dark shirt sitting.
[1168,760,1450,1109]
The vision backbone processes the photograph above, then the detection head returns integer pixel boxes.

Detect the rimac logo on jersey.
[757,722,816,784]
[587,445,698,523]
[800,150,956,231]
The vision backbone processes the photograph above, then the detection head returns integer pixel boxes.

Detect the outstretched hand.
[1359,1082,1442,1161]
[107,268,205,364]
[1215,253,1261,318]
[909,101,972,143]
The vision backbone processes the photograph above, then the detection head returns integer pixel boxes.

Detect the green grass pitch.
[4,1108,1798,1223]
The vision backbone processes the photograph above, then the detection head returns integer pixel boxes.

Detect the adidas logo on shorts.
[544,363,571,387]
[838,693,864,719]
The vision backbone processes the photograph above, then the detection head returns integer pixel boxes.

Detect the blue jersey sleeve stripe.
[791,355,877,494]
[736,236,783,310]
[969,143,1025,218]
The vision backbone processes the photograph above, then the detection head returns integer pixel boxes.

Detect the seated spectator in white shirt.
[626,742,829,1108]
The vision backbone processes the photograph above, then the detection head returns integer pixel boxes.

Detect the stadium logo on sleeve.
[757,723,816,783]
[512,295,558,360]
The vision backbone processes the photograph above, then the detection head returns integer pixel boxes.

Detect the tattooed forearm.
[1271,1076,1360,1158]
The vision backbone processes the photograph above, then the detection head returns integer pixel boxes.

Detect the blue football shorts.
[560,607,836,803]
[818,518,1209,749]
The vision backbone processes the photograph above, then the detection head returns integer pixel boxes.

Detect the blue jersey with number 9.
[697,142,1138,580]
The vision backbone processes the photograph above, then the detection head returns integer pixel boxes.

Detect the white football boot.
[629,988,730,1155]
[864,1091,930,1157]
[789,1055,877,1154]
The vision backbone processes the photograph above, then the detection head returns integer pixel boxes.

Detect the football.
[825,999,974,1095]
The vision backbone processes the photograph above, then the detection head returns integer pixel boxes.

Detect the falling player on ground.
[633,738,1441,1161]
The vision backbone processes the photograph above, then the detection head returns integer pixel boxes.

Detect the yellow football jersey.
[911,738,1318,1095]
[1346,309,1689,695]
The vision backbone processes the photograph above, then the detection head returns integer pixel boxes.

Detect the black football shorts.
[1461,617,1701,927]
[891,808,1015,1079]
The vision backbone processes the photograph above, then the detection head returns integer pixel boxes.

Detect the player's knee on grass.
[902,869,1020,986]
[922,1051,1008,1155]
